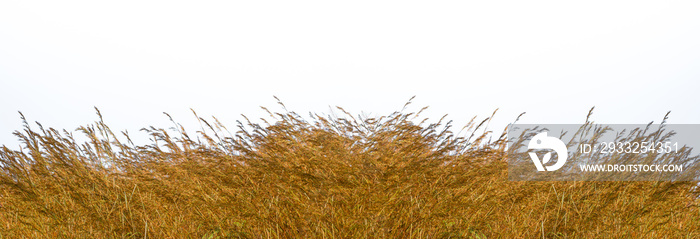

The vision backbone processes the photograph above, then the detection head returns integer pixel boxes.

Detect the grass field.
[1,101,698,238]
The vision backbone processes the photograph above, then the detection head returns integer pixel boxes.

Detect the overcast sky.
[1,1,699,148]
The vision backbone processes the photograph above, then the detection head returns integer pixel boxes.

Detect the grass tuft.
[0,103,698,238]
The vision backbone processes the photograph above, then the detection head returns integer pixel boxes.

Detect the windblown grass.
[0,100,698,238]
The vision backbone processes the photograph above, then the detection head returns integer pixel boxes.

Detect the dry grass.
[0,101,698,238]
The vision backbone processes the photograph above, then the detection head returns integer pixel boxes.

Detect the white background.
[1,1,699,148]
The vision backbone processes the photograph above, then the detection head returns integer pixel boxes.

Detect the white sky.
[1,1,699,148]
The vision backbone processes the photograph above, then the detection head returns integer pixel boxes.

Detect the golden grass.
[0,102,698,238]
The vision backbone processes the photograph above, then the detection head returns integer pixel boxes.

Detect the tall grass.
[0,101,698,238]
